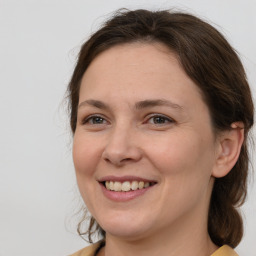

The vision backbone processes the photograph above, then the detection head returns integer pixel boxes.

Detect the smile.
[104,181,155,192]
[98,176,157,201]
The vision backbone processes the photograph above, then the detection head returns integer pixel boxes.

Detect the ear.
[212,122,244,178]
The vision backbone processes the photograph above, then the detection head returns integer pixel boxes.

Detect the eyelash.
[81,114,175,126]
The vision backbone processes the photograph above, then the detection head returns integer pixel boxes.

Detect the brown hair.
[68,9,254,247]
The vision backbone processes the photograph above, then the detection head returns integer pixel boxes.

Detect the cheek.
[149,133,215,219]
[72,133,101,209]
[148,130,215,182]
[72,132,102,179]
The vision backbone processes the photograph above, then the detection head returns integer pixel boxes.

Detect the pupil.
[94,117,103,123]
[154,117,165,123]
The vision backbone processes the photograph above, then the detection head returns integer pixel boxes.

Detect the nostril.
[103,156,132,166]
[122,158,133,162]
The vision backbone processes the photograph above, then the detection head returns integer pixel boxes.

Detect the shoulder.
[211,245,239,256]
[69,241,103,256]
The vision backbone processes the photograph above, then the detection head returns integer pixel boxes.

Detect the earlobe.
[212,122,244,178]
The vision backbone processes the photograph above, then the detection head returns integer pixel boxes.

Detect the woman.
[68,9,254,256]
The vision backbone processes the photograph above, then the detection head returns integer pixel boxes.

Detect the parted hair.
[68,9,254,247]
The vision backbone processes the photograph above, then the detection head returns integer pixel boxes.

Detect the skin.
[73,43,243,256]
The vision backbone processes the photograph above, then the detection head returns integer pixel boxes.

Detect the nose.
[102,126,142,166]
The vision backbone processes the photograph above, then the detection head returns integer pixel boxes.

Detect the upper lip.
[97,175,157,183]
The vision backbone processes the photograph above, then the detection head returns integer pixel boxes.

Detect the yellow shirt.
[211,245,238,256]
[70,241,102,256]
[70,242,238,256]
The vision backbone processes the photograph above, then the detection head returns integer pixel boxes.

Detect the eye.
[82,115,108,125]
[147,114,174,125]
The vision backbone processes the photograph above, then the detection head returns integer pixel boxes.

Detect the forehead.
[79,42,204,108]
[83,42,181,81]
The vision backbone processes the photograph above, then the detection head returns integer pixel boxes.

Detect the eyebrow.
[78,99,183,111]
[135,99,183,111]
[78,99,110,110]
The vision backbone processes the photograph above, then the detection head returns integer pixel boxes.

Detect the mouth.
[101,180,157,192]
[98,176,157,202]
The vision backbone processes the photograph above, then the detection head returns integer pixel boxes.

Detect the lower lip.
[100,183,154,202]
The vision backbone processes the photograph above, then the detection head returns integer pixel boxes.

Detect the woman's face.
[73,43,219,240]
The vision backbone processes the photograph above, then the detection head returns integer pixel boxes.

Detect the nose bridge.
[102,120,142,165]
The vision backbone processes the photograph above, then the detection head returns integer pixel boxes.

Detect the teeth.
[109,181,114,190]
[114,181,122,191]
[139,181,144,189]
[106,181,110,190]
[104,180,153,192]
[122,181,131,191]
[131,181,139,190]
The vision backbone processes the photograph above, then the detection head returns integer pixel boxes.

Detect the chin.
[97,214,154,240]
